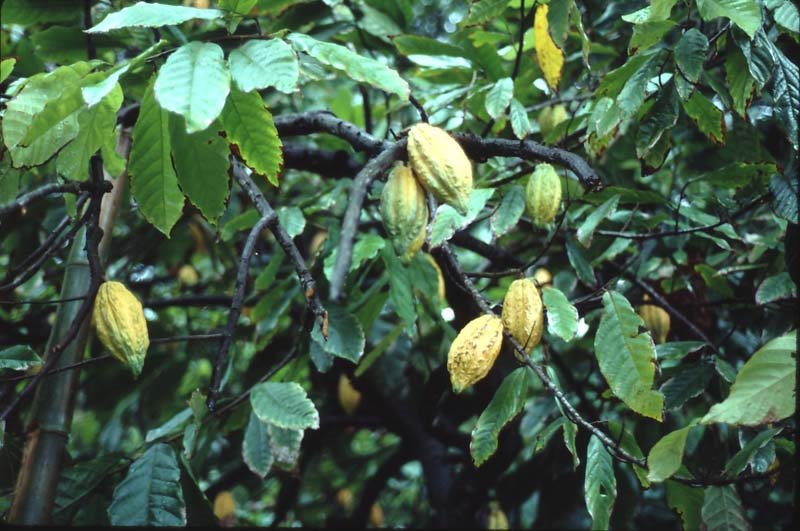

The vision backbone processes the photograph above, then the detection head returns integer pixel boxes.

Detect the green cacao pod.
[639,296,670,344]
[407,123,473,215]
[380,162,429,264]
[447,314,504,393]
[538,104,568,138]
[501,278,544,352]
[525,163,561,226]
[93,281,149,377]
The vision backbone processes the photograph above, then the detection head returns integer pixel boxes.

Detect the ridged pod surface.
[338,374,361,414]
[447,314,504,393]
[501,278,544,352]
[407,123,473,215]
[93,281,149,377]
[538,104,568,138]
[525,163,562,226]
[639,301,671,344]
[380,162,429,263]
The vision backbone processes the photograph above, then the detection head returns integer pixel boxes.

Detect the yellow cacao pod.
[525,163,562,226]
[336,488,354,509]
[447,314,504,393]
[533,267,553,287]
[93,281,149,377]
[407,123,473,215]
[369,503,384,527]
[639,297,670,344]
[338,374,361,415]
[380,162,429,264]
[487,501,509,530]
[213,491,236,521]
[538,104,568,138]
[421,252,446,303]
[501,278,544,352]
[177,264,199,287]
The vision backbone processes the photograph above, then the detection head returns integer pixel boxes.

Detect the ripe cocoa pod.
[502,278,544,352]
[177,264,199,287]
[447,314,504,393]
[338,374,361,414]
[380,162,429,264]
[533,267,553,287]
[407,123,473,215]
[213,491,236,522]
[538,104,568,138]
[421,252,446,303]
[369,503,384,527]
[487,501,509,530]
[336,488,353,510]
[93,281,149,377]
[638,296,670,344]
[525,163,561,226]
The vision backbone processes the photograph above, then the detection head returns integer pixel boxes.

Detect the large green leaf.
[243,411,274,478]
[666,480,704,531]
[250,382,320,430]
[508,98,532,139]
[87,1,222,33]
[154,41,231,133]
[674,29,709,83]
[54,454,124,521]
[429,188,494,247]
[310,303,366,363]
[228,39,299,94]
[0,345,42,371]
[594,291,664,420]
[56,83,123,181]
[576,194,619,247]
[767,40,799,150]
[696,0,761,39]
[382,248,416,329]
[725,49,755,118]
[485,77,513,120]
[169,116,230,224]
[541,287,578,342]
[491,185,525,238]
[724,427,781,475]
[682,91,725,144]
[287,33,409,100]
[584,435,616,530]
[269,424,304,470]
[470,368,531,466]
[647,426,691,482]
[129,79,184,236]
[700,486,749,531]
[701,331,796,425]
[219,88,283,186]
[108,443,186,526]
[464,0,510,25]
[755,272,797,304]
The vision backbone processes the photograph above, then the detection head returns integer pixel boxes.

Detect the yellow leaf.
[534,4,564,91]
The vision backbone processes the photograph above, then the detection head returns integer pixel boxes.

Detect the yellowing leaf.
[534,4,564,91]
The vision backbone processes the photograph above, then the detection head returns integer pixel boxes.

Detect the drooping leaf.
[701,331,796,426]
[485,77,513,120]
[584,435,616,530]
[666,480,704,531]
[242,411,274,478]
[108,443,186,526]
[701,485,750,531]
[576,194,619,247]
[647,426,691,482]
[724,427,781,476]
[491,184,525,238]
[508,98,532,139]
[533,4,564,91]
[594,291,664,420]
[154,41,231,134]
[541,287,578,342]
[682,91,726,144]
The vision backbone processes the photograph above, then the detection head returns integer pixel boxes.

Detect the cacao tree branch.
[0,181,107,218]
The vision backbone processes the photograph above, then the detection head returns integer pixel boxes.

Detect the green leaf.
[277,206,305,239]
[666,480,704,531]
[770,173,799,221]
[287,33,409,100]
[576,194,619,247]
[594,291,664,420]
[243,411,273,478]
[682,92,725,144]
[429,188,495,247]
[54,454,124,519]
[485,77,513,120]
[508,98,532,139]
[228,39,299,94]
[56,83,123,181]
[220,88,283,186]
[1,0,82,26]
[129,78,184,236]
[542,287,578,342]
[767,41,799,150]
[701,331,796,425]
[470,368,531,466]
[169,116,230,224]
[145,409,193,443]
[637,85,679,157]
[0,345,42,371]
[622,0,678,23]
[755,272,797,304]
[661,361,714,409]
[696,0,761,39]
[491,185,525,238]
[393,34,467,57]
[154,41,231,134]
[584,435,616,530]
[269,424,304,470]
[250,382,320,430]
[108,443,186,526]
[566,236,596,286]
[724,427,781,475]
[674,29,709,83]
[464,0,510,25]
[607,420,649,487]
[772,1,800,34]
[87,1,223,33]
[629,20,676,54]
[647,426,691,482]
[617,52,663,118]
[701,486,749,531]
[725,49,755,118]
[0,58,16,83]
[310,303,366,363]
